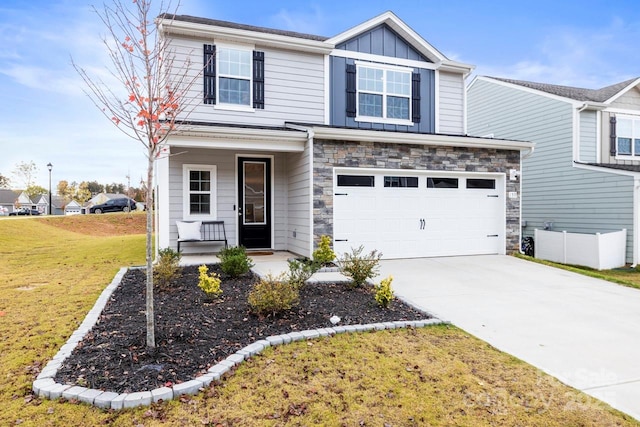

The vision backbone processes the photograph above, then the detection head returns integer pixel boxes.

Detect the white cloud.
[269,5,328,36]
[474,17,640,88]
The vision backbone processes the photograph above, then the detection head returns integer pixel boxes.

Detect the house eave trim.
[168,126,307,152]
[573,162,640,177]
[291,125,534,151]
[158,19,334,54]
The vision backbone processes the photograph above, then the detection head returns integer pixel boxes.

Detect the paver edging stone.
[33,265,445,410]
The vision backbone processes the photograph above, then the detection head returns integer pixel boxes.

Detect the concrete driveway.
[379,255,640,421]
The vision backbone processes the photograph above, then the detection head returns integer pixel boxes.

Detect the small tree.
[12,161,37,189]
[73,0,203,349]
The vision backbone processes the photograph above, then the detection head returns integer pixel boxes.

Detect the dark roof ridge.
[158,13,329,42]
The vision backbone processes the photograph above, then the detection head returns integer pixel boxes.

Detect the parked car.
[9,207,41,216]
[89,198,137,214]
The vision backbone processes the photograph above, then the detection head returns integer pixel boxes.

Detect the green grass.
[0,216,637,426]
[514,253,640,290]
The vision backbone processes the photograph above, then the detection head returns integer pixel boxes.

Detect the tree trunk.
[145,155,155,349]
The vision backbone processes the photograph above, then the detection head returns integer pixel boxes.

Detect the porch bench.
[176,220,228,252]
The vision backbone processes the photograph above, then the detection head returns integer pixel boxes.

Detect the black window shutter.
[346,64,357,117]
[610,115,617,156]
[203,44,216,104]
[412,72,421,123]
[253,51,265,109]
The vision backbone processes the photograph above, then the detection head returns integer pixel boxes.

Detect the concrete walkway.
[379,255,640,421]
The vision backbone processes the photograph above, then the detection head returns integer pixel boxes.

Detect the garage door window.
[467,179,495,189]
[384,176,418,188]
[337,175,375,187]
[427,177,458,188]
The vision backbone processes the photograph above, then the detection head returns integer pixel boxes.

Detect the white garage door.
[333,170,505,259]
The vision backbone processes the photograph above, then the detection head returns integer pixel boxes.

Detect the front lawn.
[0,215,637,426]
[515,253,640,290]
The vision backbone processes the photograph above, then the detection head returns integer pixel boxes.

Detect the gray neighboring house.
[155,11,533,258]
[0,189,20,214]
[467,76,640,264]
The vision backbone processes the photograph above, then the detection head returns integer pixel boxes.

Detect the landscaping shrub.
[198,264,222,300]
[287,258,320,289]
[338,245,382,288]
[218,245,254,277]
[312,235,336,266]
[374,275,394,308]
[248,274,299,316]
[154,247,182,289]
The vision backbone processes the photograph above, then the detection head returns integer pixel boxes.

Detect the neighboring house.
[64,200,83,215]
[0,189,21,214]
[467,76,640,264]
[155,12,533,258]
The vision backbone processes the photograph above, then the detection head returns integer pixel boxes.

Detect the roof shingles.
[489,76,640,103]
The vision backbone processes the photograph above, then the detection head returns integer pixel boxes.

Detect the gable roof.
[0,189,20,205]
[326,11,445,63]
[487,76,640,103]
[158,11,474,74]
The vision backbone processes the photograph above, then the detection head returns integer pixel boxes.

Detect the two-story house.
[467,76,640,264]
[155,11,533,259]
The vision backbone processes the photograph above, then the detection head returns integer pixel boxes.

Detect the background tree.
[12,161,37,189]
[0,173,10,189]
[73,0,203,349]
[75,182,92,203]
[85,180,105,195]
[105,182,126,194]
[24,185,47,201]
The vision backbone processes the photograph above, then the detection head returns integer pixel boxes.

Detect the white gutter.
[158,18,334,55]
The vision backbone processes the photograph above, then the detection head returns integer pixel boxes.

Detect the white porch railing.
[534,229,627,270]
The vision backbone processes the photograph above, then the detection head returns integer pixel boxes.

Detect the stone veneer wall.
[313,139,522,253]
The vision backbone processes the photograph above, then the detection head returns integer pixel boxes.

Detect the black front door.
[238,157,271,249]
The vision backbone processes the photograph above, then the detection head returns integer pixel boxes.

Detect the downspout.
[633,178,639,267]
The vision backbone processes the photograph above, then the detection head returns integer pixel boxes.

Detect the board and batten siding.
[335,24,431,61]
[579,110,597,163]
[168,36,325,127]
[468,78,635,261]
[438,71,465,135]
[166,148,290,253]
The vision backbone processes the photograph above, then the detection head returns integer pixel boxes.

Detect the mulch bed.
[55,265,431,393]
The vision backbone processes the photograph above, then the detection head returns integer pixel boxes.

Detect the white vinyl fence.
[534,229,627,270]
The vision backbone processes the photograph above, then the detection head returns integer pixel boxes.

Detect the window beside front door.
[183,164,217,220]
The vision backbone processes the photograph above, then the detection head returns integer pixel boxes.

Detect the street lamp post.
[47,163,52,215]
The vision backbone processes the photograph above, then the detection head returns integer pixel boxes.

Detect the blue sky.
[1,0,639,190]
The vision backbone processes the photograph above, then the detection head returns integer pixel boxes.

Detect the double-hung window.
[356,62,412,124]
[616,115,640,156]
[218,47,251,106]
[203,44,265,109]
[183,165,217,219]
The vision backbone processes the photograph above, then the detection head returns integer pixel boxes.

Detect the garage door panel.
[333,171,505,259]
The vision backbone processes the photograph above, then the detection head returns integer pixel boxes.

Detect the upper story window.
[356,63,412,124]
[218,48,252,106]
[203,44,265,110]
[616,115,640,156]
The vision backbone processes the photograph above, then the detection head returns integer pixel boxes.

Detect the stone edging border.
[32,266,445,410]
